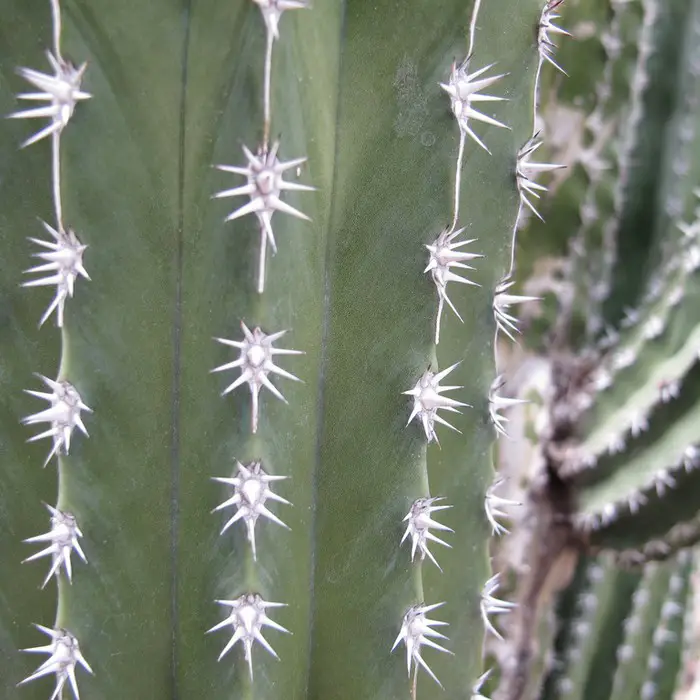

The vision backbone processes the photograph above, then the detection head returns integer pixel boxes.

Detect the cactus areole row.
[3,0,700,699]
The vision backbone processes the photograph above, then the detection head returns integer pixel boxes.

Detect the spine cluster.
[11,0,94,697]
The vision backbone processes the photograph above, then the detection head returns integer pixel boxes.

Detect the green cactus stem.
[0,0,566,698]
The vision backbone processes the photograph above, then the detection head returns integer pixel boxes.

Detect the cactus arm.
[639,550,694,700]
[607,557,676,700]
[48,0,344,697]
[563,188,700,476]
[304,1,467,692]
[615,516,700,566]
[308,0,516,693]
[588,322,700,454]
[647,0,700,259]
[571,362,700,548]
[539,555,641,700]
[177,3,342,698]
[543,0,700,572]
[579,0,700,341]
[517,0,700,347]
[568,0,645,342]
[49,1,191,697]
[538,552,694,700]
[601,0,695,326]
[540,551,694,700]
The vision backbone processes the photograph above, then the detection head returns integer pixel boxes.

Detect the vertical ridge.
[170,1,192,697]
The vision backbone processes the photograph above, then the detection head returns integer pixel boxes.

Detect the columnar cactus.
[536,550,695,700]
[2,1,700,700]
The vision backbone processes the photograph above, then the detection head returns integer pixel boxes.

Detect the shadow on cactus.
[1,1,700,700]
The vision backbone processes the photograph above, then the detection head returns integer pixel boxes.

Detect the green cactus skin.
[635,550,693,700]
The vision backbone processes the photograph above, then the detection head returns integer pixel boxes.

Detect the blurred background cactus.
[2,0,700,699]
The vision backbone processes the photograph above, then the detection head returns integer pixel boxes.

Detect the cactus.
[3,0,700,699]
[536,550,695,700]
